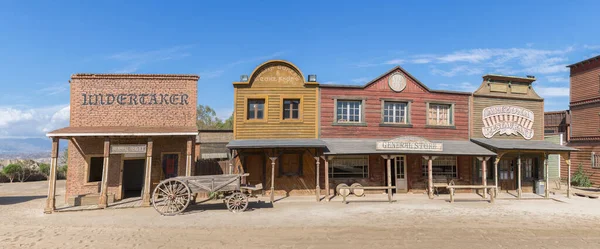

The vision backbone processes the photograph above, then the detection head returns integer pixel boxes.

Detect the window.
[336,100,362,123]
[247,99,265,120]
[499,159,514,180]
[283,99,300,120]
[88,157,104,182]
[427,103,453,126]
[162,153,179,179]
[279,153,303,176]
[593,152,600,169]
[329,156,369,179]
[383,101,408,124]
[523,158,533,178]
[422,156,457,178]
[395,156,405,179]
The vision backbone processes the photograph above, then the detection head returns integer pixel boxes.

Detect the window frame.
[280,95,304,122]
[329,155,369,179]
[425,102,455,128]
[85,154,105,184]
[592,152,600,169]
[380,99,412,127]
[333,98,366,126]
[244,96,268,122]
[421,156,458,179]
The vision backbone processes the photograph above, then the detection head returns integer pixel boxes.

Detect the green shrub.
[3,164,22,183]
[38,163,50,178]
[572,164,593,187]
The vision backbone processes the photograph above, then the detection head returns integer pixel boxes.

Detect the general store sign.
[376,136,443,152]
[481,105,534,140]
[110,144,147,154]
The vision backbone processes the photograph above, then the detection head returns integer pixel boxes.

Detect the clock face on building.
[388,72,407,92]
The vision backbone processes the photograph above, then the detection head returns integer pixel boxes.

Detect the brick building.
[567,55,600,186]
[44,74,199,213]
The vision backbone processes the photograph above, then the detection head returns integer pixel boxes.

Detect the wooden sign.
[110,144,147,154]
[376,136,443,151]
[482,105,534,139]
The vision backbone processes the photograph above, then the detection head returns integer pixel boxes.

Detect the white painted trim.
[46,132,198,137]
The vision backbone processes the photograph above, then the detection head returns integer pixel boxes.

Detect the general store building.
[44,74,199,213]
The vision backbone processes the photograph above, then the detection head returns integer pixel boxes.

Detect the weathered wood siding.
[566,142,600,187]
[570,59,600,103]
[233,61,318,139]
[471,77,544,140]
[320,68,470,140]
[571,104,600,138]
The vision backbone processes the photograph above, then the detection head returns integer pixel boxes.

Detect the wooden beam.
[481,157,488,198]
[99,137,110,208]
[544,153,549,198]
[142,138,153,207]
[566,154,571,198]
[321,156,330,202]
[517,154,522,199]
[427,157,433,199]
[314,156,320,202]
[493,157,500,197]
[386,157,392,202]
[269,156,277,203]
[44,138,59,214]
[186,136,193,177]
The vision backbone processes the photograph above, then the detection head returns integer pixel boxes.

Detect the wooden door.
[395,156,407,192]
[244,154,264,185]
[499,159,516,190]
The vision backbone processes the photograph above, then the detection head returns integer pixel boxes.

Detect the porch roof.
[46,126,199,137]
[321,139,496,156]
[226,139,327,149]
[471,138,578,152]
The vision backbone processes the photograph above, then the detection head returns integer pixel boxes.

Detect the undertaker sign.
[482,105,534,140]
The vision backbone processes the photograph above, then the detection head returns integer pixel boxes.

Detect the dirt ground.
[1,181,600,248]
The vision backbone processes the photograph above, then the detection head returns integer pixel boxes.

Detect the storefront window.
[329,155,369,179]
[383,101,408,124]
[87,157,104,182]
[283,99,300,120]
[278,153,303,177]
[336,100,362,123]
[247,99,265,119]
[162,153,179,179]
[421,156,457,178]
[427,103,453,126]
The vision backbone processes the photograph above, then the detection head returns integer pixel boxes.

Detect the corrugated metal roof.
[471,138,577,152]
[226,139,327,149]
[322,139,496,156]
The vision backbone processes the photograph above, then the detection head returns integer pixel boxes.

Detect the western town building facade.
[44,74,199,213]
[567,55,600,186]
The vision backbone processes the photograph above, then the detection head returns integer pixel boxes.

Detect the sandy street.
[1,180,600,249]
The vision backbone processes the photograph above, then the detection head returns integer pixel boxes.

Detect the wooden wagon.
[151,173,262,216]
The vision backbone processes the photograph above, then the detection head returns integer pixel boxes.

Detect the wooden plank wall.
[571,105,600,137]
[471,96,544,140]
[566,142,600,187]
[570,61,600,103]
[320,68,470,140]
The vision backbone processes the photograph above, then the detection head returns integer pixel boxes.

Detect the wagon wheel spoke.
[152,179,191,216]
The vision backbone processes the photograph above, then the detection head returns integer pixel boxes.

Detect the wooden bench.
[446,184,497,203]
[339,186,396,203]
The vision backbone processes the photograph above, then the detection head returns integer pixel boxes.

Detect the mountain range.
[0,138,68,161]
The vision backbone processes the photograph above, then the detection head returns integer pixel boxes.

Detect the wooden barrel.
[351,183,364,197]
[336,183,350,197]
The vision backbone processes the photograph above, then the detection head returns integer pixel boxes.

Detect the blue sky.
[0,1,599,138]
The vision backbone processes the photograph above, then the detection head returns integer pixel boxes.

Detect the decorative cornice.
[570,136,600,142]
[71,73,200,80]
[570,97,600,108]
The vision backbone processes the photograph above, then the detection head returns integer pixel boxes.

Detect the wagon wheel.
[152,179,191,216]
[225,192,248,213]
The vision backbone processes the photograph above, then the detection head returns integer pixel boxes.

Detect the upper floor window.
[383,101,408,124]
[283,99,300,120]
[337,100,362,123]
[427,103,453,126]
[247,99,265,120]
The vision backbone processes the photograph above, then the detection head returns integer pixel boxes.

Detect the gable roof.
[319,65,472,95]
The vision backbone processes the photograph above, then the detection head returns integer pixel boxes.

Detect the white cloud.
[199,51,287,79]
[322,81,338,85]
[199,70,225,79]
[0,105,69,138]
[36,83,69,96]
[107,45,194,73]
[351,77,370,84]
[383,59,405,65]
[431,66,483,77]
[546,75,569,83]
[535,87,570,97]
[584,44,600,50]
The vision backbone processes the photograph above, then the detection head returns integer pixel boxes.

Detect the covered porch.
[226,139,327,203]
[471,138,578,199]
[44,126,197,214]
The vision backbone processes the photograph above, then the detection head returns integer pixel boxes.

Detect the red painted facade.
[319,67,470,140]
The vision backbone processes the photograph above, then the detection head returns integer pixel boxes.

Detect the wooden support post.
[423,156,434,199]
[142,138,153,207]
[386,156,392,202]
[44,138,59,214]
[566,156,571,198]
[228,150,234,174]
[544,153,549,199]
[269,156,277,203]
[322,156,331,202]
[494,158,500,197]
[490,188,495,203]
[99,138,110,208]
[315,156,320,202]
[186,136,192,177]
[517,154,522,199]
[478,157,489,198]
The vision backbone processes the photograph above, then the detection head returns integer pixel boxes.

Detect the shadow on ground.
[0,195,45,205]
[180,200,274,215]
